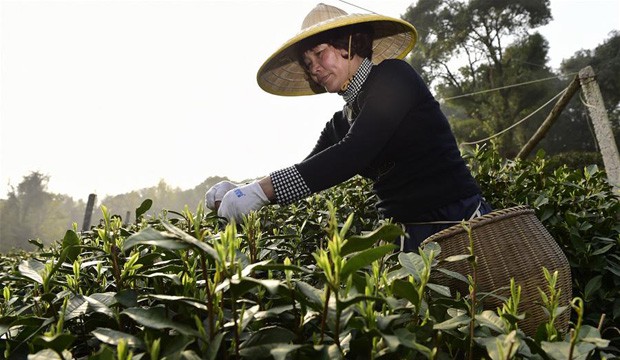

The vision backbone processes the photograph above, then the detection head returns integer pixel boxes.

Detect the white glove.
[205,181,238,210]
[217,181,269,223]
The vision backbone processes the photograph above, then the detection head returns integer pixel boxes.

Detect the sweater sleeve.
[270,112,349,205]
[296,60,425,192]
[304,111,349,160]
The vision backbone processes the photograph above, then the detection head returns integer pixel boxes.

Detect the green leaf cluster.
[1,147,618,359]
[465,144,620,338]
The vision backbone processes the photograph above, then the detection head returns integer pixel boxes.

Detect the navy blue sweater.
[295,59,481,222]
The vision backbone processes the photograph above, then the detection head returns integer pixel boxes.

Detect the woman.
[206,3,492,251]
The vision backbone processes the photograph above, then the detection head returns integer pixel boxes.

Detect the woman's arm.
[304,111,349,160]
[258,176,275,202]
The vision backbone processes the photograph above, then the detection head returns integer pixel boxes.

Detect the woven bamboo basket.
[420,205,572,336]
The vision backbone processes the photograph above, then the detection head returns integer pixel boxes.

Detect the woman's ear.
[339,48,349,58]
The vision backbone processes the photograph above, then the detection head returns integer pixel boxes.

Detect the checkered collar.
[340,58,373,104]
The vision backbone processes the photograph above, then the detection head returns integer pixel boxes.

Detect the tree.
[0,192,22,251]
[404,0,556,156]
[0,172,242,253]
[0,172,84,252]
[0,172,54,251]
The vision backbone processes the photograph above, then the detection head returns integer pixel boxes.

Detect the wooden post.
[579,66,620,192]
[82,193,97,232]
[516,75,581,160]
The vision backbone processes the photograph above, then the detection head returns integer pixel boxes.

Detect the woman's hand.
[205,181,238,211]
[217,181,270,222]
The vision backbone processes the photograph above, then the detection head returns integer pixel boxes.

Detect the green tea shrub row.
[0,145,618,359]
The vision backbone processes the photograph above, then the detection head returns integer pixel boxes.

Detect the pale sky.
[1,0,619,202]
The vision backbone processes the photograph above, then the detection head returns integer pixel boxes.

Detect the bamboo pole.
[516,75,581,160]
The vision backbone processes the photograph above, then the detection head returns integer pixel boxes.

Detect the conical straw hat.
[257,3,417,96]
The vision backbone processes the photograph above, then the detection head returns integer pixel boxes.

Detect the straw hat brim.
[257,13,417,96]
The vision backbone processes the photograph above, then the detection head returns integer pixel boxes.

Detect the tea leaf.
[160,221,219,259]
[228,278,281,298]
[61,230,81,263]
[0,316,51,337]
[28,349,73,360]
[375,314,403,331]
[28,238,44,250]
[477,310,506,333]
[339,294,384,310]
[135,199,153,220]
[541,341,596,360]
[398,252,425,280]
[148,294,209,311]
[253,263,312,274]
[254,305,295,321]
[90,292,117,307]
[238,304,260,333]
[591,243,614,256]
[435,268,468,283]
[444,254,471,262]
[475,331,520,360]
[123,227,190,251]
[434,314,470,330]
[205,332,225,360]
[33,333,76,353]
[584,275,602,301]
[294,280,324,309]
[155,335,194,358]
[121,306,199,336]
[65,295,116,321]
[17,259,45,284]
[394,328,432,354]
[426,283,451,297]
[91,328,144,349]
[64,296,89,321]
[576,325,610,347]
[342,224,403,256]
[385,266,410,282]
[140,272,181,285]
[391,279,419,305]
[341,244,397,278]
[270,345,304,360]
[240,326,291,345]
[215,260,273,294]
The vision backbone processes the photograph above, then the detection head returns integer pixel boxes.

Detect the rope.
[337,0,377,14]
[579,90,596,109]
[441,73,578,101]
[579,90,601,152]
[459,86,569,146]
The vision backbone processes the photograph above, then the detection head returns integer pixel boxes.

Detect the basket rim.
[420,205,534,245]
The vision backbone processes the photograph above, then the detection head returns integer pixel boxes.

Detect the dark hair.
[296,23,374,67]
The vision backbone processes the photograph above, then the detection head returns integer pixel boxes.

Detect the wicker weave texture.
[421,206,572,336]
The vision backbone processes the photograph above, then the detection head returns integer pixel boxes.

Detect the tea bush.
[0,146,618,359]
[465,145,620,335]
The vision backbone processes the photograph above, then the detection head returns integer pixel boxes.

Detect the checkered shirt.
[270,166,312,205]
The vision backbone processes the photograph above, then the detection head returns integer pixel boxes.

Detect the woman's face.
[303,43,350,93]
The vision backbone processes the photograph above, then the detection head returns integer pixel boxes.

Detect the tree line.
[404,0,619,157]
[0,172,237,253]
